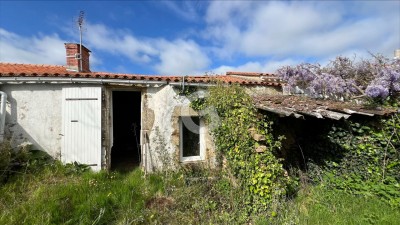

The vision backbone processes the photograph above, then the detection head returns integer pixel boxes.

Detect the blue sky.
[0,1,399,75]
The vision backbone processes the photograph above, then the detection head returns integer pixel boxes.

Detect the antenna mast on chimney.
[77,11,84,72]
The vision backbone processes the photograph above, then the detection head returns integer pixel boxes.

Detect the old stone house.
[0,43,282,172]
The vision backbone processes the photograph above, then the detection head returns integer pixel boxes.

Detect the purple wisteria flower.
[365,84,389,99]
[366,65,400,99]
[276,55,400,102]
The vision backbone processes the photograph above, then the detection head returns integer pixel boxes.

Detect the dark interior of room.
[111,91,141,171]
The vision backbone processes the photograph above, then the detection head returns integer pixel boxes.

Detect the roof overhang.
[254,95,397,120]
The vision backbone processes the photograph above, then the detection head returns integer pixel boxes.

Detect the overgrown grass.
[145,168,250,224]
[1,162,399,224]
[0,163,163,224]
[268,185,400,225]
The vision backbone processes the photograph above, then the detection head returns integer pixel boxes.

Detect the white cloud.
[84,23,158,63]
[154,39,210,75]
[0,28,66,65]
[1,1,398,75]
[212,58,301,75]
[0,28,102,67]
[205,1,253,24]
[0,22,210,75]
[83,22,210,75]
[204,1,400,59]
[160,1,203,21]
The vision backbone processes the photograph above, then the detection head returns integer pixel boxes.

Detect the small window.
[180,116,204,162]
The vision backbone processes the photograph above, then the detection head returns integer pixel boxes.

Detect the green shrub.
[306,113,400,207]
[0,141,32,183]
[0,141,12,175]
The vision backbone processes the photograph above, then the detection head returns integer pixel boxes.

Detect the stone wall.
[142,85,216,172]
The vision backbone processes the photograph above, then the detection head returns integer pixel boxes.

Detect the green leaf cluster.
[323,114,400,207]
[192,84,294,213]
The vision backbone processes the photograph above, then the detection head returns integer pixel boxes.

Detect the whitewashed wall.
[1,84,103,162]
[1,84,63,158]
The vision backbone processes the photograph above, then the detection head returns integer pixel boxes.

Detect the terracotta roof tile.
[0,62,282,86]
[0,63,68,74]
[226,71,275,77]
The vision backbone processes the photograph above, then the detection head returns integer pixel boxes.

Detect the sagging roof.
[254,95,397,120]
[0,63,282,86]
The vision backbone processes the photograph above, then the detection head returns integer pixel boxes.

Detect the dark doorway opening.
[111,91,141,171]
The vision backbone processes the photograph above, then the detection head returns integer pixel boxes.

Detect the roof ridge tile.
[0,62,66,68]
[0,62,282,86]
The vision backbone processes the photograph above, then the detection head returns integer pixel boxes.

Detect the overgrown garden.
[0,54,399,224]
[189,54,400,221]
[274,54,400,207]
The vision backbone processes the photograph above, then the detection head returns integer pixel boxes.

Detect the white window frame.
[179,117,205,162]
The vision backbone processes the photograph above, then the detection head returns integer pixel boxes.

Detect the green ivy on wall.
[191,84,295,213]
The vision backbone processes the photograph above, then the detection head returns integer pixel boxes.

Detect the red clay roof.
[0,62,282,86]
[226,71,275,77]
[0,63,68,74]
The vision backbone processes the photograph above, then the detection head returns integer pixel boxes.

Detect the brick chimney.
[64,43,91,72]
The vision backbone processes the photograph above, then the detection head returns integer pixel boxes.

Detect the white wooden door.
[62,87,102,171]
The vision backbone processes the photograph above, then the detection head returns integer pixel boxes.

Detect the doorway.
[111,91,141,171]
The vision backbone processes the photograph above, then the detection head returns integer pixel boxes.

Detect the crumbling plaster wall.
[1,84,63,158]
[142,85,216,172]
[245,85,282,97]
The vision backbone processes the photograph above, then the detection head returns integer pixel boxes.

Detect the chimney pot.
[64,43,91,72]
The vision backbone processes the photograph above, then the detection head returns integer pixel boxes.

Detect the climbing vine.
[192,84,294,213]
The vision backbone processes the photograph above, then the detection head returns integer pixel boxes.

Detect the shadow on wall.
[4,86,62,159]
